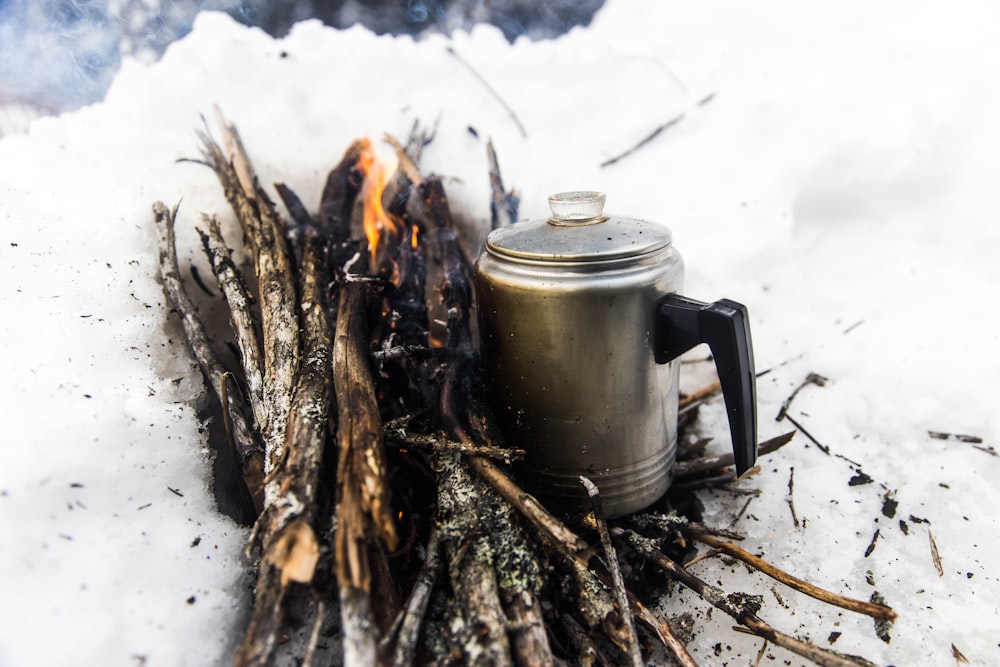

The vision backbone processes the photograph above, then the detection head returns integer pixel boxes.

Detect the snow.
[2,1,999,664]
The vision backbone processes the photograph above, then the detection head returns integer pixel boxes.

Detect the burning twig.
[446,46,528,138]
[384,134,423,187]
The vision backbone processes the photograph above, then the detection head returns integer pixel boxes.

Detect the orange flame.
[358,145,395,267]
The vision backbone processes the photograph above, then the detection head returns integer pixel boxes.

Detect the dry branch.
[675,431,796,477]
[383,416,524,463]
[384,528,443,667]
[198,112,300,457]
[581,476,642,667]
[687,532,897,622]
[468,457,591,559]
[196,215,266,443]
[191,116,340,667]
[332,281,400,662]
[614,527,881,667]
[152,201,264,508]
[161,120,902,667]
[427,450,551,666]
[627,593,699,667]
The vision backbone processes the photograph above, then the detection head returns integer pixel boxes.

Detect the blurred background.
[0,0,604,136]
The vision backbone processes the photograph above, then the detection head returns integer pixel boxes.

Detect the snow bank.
[2,1,998,664]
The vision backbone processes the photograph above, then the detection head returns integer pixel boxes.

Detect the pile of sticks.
[153,112,895,667]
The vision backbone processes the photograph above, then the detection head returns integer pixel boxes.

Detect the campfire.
[153,112,894,667]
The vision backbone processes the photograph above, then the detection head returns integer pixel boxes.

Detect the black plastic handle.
[655,294,758,475]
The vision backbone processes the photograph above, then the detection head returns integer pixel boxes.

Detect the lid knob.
[548,191,607,225]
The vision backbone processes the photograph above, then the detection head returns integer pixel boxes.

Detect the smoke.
[0,0,604,135]
[0,0,119,111]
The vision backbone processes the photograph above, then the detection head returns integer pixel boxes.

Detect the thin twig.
[468,457,592,558]
[388,529,442,667]
[198,111,300,458]
[302,599,326,667]
[196,215,266,429]
[600,113,686,168]
[383,420,525,463]
[559,614,602,667]
[929,529,944,577]
[627,593,700,667]
[581,477,643,667]
[447,46,527,138]
[686,533,897,622]
[787,466,800,529]
[383,132,424,187]
[780,414,831,455]
[729,496,755,529]
[614,527,880,667]
[683,549,721,568]
[678,379,721,410]
[776,372,828,421]
[754,639,769,667]
[598,93,714,168]
[675,431,796,477]
[152,201,263,502]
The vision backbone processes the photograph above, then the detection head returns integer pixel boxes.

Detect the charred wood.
[162,122,904,667]
[675,431,797,478]
[487,138,519,229]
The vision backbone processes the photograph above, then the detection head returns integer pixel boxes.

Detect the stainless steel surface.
[475,192,684,517]
[485,191,671,263]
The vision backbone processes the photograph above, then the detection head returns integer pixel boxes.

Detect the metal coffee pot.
[474,191,757,518]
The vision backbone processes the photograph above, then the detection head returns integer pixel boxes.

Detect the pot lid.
[485,191,672,263]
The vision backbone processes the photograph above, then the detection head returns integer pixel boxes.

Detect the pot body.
[474,243,684,517]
